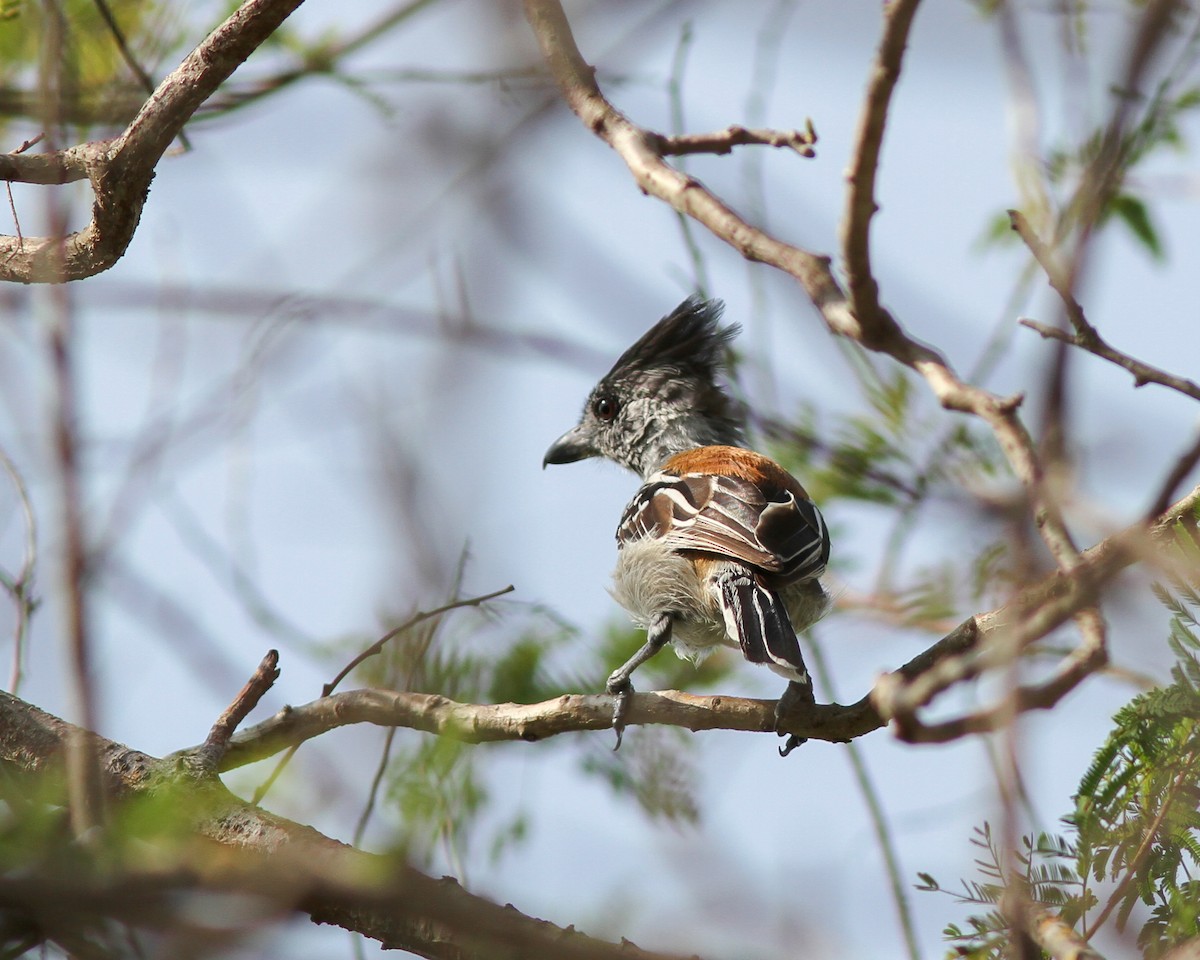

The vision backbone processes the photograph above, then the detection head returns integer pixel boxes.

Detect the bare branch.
[195,650,280,769]
[1008,209,1095,339]
[521,0,852,337]
[220,688,789,765]
[1147,428,1200,521]
[1019,314,1200,405]
[654,122,817,158]
[881,609,1108,744]
[840,0,922,347]
[204,482,1200,759]
[0,0,308,282]
[1011,209,1200,405]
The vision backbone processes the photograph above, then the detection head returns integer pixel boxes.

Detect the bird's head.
[543,296,746,479]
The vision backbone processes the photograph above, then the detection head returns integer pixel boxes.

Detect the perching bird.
[543,296,830,754]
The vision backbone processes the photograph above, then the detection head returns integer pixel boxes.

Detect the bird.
[543,296,830,755]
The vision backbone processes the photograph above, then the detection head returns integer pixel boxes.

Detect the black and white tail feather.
[716,568,809,683]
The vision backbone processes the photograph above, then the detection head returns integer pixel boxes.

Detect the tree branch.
[654,122,817,158]
[324,585,515,696]
[0,0,308,282]
[0,689,704,960]
[203,481,1200,759]
[839,0,921,349]
[1011,209,1200,405]
[195,649,280,769]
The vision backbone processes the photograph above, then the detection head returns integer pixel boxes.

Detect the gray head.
[543,296,746,479]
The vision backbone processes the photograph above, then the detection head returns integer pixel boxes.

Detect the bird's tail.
[716,568,810,684]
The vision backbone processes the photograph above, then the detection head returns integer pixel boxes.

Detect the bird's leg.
[775,678,815,757]
[605,612,673,751]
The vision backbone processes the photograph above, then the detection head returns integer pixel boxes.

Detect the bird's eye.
[593,396,619,422]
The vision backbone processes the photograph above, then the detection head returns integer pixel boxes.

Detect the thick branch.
[0,690,702,960]
[219,688,800,766]
[0,0,307,282]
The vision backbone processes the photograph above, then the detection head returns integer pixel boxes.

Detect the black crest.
[603,296,739,385]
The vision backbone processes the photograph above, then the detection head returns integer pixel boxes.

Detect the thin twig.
[3,134,46,253]
[1146,428,1200,521]
[0,446,38,694]
[655,122,817,158]
[1019,316,1200,405]
[353,727,397,847]
[91,0,192,151]
[666,20,709,297]
[196,650,280,770]
[324,585,514,696]
[1008,210,1095,340]
[1009,200,1199,460]
[41,0,103,836]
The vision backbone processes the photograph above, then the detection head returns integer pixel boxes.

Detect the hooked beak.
[543,424,599,468]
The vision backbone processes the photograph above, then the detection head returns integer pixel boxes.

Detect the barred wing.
[617,471,829,583]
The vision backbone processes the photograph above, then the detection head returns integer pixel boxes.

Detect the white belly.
[609,539,732,664]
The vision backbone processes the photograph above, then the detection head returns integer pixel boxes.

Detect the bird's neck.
[633,414,744,479]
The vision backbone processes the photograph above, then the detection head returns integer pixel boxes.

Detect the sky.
[3,1,1200,958]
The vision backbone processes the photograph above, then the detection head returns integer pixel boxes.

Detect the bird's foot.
[774,679,815,758]
[605,672,634,751]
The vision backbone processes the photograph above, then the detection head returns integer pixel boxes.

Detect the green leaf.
[1108,194,1164,261]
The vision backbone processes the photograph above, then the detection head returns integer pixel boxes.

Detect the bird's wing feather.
[617,472,829,582]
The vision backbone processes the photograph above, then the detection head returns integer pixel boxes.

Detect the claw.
[606,675,633,751]
[777,734,806,757]
[610,688,634,750]
[774,679,815,759]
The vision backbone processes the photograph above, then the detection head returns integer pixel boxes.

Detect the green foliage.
[0,0,187,133]
[768,358,1003,513]
[918,521,1200,957]
[1106,193,1164,261]
[916,825,1092,960]
[385,734,490,870]
[1069,559,1200,955]
[976,18,1200,262]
